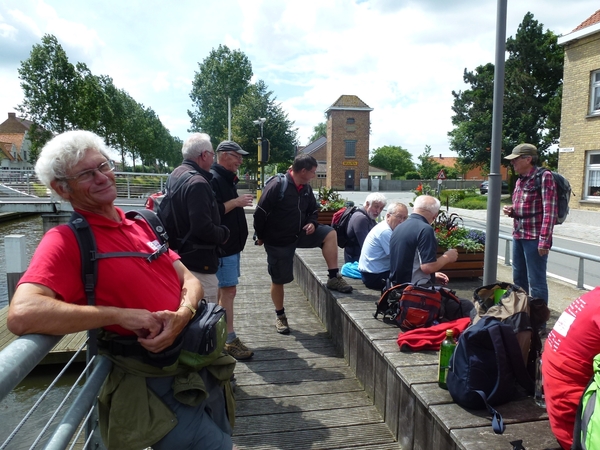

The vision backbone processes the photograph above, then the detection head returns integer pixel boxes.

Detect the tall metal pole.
[483,0,508,285]
[227,97,231,141]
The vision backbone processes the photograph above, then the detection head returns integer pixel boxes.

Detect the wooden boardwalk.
[0,236,401,449]
[231,239,401,449]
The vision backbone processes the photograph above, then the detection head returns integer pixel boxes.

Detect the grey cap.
[505,143,537,160]
[216,140,249,155]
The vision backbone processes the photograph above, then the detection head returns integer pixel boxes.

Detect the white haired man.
[8,130,237,450]
[358,202,408,291]
[344,192,387,263]
[169,133,230,305]
[389,195,458,286]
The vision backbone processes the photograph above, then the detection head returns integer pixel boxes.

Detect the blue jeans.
[512,238,548,304]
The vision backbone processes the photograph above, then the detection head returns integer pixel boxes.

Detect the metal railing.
[0,169,169,199]
[477,228,600,290]
[0,333,110,450]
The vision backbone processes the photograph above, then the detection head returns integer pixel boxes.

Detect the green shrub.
[405,171,421,180]
[453,196,488,209]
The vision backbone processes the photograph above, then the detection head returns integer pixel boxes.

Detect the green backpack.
[573,353,600,449]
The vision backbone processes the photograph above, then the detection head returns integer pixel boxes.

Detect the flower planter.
[437,246,484,278]
[317,210,337,225]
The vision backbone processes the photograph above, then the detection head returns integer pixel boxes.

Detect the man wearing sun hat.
[210,140,254,360]
[502,143,557,329]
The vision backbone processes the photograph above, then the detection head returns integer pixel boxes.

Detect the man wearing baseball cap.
[502,143,557,332]
[211,140,254,360]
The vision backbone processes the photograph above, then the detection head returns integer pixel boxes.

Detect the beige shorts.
[190,271,218,303]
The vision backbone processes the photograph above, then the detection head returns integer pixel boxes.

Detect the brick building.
[0,112,35,171]
[325,95,372,190]
[558,9,600,211]
[430,155,509,180]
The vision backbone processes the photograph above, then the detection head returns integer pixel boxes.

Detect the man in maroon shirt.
[502,143,557,326]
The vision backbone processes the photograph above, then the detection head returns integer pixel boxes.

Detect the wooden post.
[5,235,27,304]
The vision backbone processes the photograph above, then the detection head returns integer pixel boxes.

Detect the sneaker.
[225,337,254,360]
[326,273,353,293]
[276,314,290,334]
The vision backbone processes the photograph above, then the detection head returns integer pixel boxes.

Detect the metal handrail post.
[43,356,112,450]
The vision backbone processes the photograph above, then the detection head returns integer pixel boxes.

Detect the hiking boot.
[225,337,254,360]
[327,273,353,293]
[276,315,290,334]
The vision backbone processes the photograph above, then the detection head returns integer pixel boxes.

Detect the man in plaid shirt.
[502,143,557,323]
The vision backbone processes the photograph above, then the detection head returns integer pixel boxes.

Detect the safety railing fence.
[0,333,110,450]
[472,227,600,290]
[0,170,169,199]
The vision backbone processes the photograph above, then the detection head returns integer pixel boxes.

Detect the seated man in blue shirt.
[389,195,458,286]
[358,202,408,291]
[344,192,387,263]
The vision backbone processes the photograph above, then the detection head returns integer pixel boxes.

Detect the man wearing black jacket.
[211,141,254,360]
[254,154,352,335]
[169,133,230,305]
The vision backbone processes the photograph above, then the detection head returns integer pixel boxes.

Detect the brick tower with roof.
[325,95,372,190]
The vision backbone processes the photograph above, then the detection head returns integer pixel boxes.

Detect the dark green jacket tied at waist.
[98,351,236,450]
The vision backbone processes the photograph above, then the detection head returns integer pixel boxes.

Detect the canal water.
[0,215,44,307]
[0,215,83,449]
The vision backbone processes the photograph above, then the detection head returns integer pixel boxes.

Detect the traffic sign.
[437,169,446,180]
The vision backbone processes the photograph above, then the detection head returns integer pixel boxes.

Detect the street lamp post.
[253,118,267,197]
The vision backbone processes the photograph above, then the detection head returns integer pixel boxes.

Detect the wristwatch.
[179,302,196,318]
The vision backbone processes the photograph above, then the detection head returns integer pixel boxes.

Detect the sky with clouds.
[1,0,598,160]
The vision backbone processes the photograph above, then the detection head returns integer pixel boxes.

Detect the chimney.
[439,154,443,159]
[8,112,16,119]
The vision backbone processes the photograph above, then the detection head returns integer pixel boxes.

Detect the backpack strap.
[68,212,98,306]
[68,210,171,307]
[497,323,535,393]
[277,173,288,201]
[473,389,505,434]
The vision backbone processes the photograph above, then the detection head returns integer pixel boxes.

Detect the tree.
[503,12,564,158]
[17,34,81,152]
[448,12,563,171]
[231,80,298,176]
[448,63,495,170]
[417,145,445,179]
[369,145,415,179]
[309,122,327,143]
[188,45,253,144]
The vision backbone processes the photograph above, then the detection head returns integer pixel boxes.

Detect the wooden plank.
[235,391,374,417]
[233,423,400,450]
[234,405,384,435]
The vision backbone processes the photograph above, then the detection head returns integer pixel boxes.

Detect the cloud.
[1,0,599,160]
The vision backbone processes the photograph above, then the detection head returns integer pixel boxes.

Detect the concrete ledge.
[293,248,562,450]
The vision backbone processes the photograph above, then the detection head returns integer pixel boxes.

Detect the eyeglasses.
[61,160,115,183]
[203,151,215,157]
[226,152,243,161]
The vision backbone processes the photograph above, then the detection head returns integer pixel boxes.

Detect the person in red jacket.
[543,288,600,449]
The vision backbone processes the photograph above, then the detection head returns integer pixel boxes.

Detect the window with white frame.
[585,151,600,199]
[590,70,600,114]
[345,140,356,158]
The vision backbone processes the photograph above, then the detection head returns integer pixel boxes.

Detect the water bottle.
[438,329,456,389]
[534,352,546,408]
